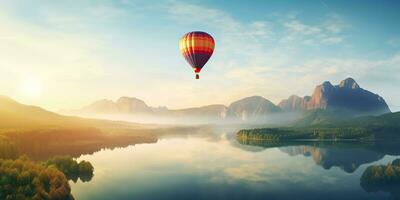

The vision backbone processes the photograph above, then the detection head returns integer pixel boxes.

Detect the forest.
[237,127,375,141]
[0,156,93,200]
[236,111,400,141]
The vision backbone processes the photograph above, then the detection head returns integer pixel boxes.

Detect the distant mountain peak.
[339,77,360,89]
[278,95,308,112]
[287,95,302,100]
[278,77,390,116]
[240,95,266,101]
[322,81,333,87]
[228,96,277,108]
[115,96,152,113]
[227,96,281,121]
[77,96,152,114]
[319,81,334,94]
[117,96,144,102]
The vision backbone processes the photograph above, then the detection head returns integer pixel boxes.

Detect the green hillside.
[237,111,400,141]
[293,108,400,128]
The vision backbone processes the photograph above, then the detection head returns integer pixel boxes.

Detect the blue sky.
[0,0,399,111]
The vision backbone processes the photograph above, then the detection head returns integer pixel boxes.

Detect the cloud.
[321,37,343,44]
[323,14,350,34]
[281,14,350,45]
[90,5,127,19]
[298,54,400,83]
[284,20,322,35]
[0,12,105,79]
[167,1,272,59]
[227,52,400,108]
[223,163,269,182]
[387,37,400,47]
[164,1,400,111]
[165,1,358,105]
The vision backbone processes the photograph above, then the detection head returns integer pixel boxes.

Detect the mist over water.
[63,112,303,126]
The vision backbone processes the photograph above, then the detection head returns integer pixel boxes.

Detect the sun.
[19,76,42,98]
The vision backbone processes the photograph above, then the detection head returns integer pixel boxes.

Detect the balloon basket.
[195,74,199,79]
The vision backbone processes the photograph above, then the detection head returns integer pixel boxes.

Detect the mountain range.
[278,78,390,115]
[0,95,147,130]
[63,78,390,124]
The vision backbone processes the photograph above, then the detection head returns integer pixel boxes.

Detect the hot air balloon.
[179,31,215,79]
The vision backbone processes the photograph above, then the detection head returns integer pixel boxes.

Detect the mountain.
[294,108,400,128]
[72,97,226,118]
[0,95,73,128]
[292,109,344,127]
[65,97,229,123]
[278,95,310,112]
[226,96,282,121]
[79,97,153,114]
[67,95,282,123]
[279,78,390,116]
[0,95,146,130]
[115,97,153,113]
[338,111,400,129]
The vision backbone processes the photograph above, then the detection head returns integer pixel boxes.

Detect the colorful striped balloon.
[179,31,215,79]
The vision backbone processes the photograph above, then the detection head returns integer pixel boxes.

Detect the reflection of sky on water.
[71,136,398,200]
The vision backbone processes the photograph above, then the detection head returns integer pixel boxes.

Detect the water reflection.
[360,158,400,199]
[0,129,157,160]
[237,137,400,199]
[2,127,400,199]
[280,146,383,173]
[237,138,400,173]
[66,135,400,200]
[0,126,218,161]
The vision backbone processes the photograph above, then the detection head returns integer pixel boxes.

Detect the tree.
[0,156,74,200]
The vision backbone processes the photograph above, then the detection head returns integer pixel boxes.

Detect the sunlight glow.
[19,75,42,98]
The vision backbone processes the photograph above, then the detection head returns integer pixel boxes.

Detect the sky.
[0,0,399,111]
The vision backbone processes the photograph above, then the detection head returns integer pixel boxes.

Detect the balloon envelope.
[179,31,215,76]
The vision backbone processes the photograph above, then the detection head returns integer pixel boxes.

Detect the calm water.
[70,130,400,200]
